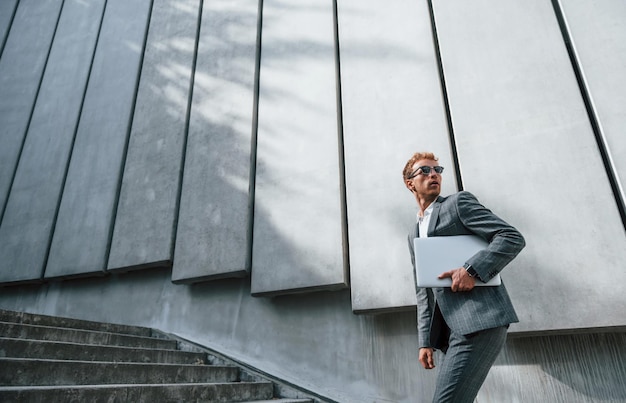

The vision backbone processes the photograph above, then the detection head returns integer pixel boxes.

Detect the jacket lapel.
[427,196,443,237]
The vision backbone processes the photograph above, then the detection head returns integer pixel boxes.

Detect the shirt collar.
[416,201,435,222]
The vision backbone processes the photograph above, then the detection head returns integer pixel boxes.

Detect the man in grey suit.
[403,151,525,403]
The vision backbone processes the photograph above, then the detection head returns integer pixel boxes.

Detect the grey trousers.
[432,325,508,403]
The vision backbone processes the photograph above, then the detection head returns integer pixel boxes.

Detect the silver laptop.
[413,235,501,287]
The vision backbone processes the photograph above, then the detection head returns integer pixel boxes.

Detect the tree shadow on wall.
[166,0,347,292]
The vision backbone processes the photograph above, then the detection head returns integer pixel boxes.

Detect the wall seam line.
[551,0,626,231]
[332,0,350,287]
[170,0,205,273]
[247,0,264,276]
[104,0,155,272]
[0,0,20,60]
[42,0,106,280]
[0,0,64,233]
[426,0,463,191]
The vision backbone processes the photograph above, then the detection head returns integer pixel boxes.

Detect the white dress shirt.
[417,202,435,239]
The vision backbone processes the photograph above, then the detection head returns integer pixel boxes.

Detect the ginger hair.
[402,152,439,181]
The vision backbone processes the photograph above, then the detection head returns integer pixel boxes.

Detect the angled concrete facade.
[0,0,625,401]
[108,0,199,274]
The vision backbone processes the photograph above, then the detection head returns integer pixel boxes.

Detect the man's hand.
[419,347,435,369]
[438,267,476,292]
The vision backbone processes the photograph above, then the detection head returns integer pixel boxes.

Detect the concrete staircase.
[0,309,322,403]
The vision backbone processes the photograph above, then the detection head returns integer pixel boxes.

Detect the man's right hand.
[419,347,435,369]
[438,267,476,292]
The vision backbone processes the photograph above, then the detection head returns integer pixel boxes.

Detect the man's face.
[405,159,442,199]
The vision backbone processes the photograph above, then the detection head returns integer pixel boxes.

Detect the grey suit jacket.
[408,191,525,350]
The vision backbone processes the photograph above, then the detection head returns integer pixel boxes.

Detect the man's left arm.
[456,191,525,282]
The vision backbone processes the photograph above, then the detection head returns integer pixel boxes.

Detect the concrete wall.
[0,269,624,402]
[1,0,625,401]
[430,0,626,333]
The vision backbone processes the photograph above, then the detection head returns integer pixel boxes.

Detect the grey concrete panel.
[251,0,347,296]
[559,0,626,205]
[171,0,259,283]
[107,0,200,273]
[45,0,152,279]
[337,0,454,313]
[0,0,62,220]
[0,0,104,284]
[432,0,626,332]
[0,0,18,55]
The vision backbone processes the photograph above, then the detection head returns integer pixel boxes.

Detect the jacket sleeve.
[456,191,525,282]
[416,287,435,348]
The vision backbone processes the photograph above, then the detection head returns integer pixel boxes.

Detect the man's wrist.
[463,263,478,278]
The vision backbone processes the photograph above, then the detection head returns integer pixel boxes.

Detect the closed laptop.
[413,235,501,288]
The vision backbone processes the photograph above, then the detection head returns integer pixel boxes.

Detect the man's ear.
[404,179,414,192]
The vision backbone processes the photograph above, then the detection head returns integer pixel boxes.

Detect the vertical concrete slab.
[432,0,626,332]
[171,0,259,283]
[0,0,62,221]
[251,0,347,296]
[559,0,626,203]
[107,0,200,273]
[0,0,18,54]
[337,0,453,313]
[45,0,152,279]
[0,0,104,284]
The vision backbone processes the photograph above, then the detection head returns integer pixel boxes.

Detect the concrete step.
[0,382,275,403]
[0,309,151,337]
[0,310,329,402]
[0,321,177,349]
[0,337,207,364]
[0,357,239,386]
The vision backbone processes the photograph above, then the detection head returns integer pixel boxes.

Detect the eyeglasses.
[408,166,444,178]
